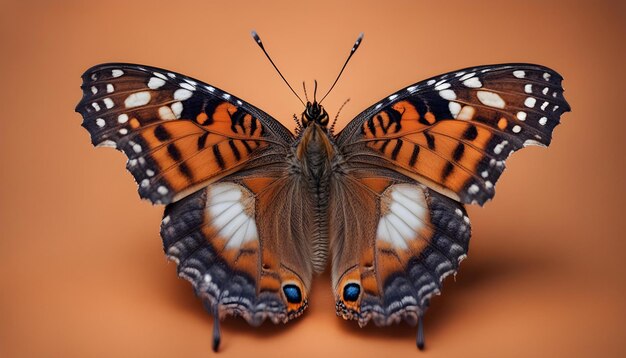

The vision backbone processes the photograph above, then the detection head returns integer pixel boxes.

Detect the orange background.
[1,0,625,357]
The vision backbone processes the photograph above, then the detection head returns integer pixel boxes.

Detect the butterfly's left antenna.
[252,31,305,106]
[319,33,364,104]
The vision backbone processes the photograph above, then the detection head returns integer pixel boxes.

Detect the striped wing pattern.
[338,64,570,205]
[76,63,292,204]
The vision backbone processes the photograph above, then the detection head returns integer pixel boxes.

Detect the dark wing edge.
[75,63,295,205]
[336,63,571,206]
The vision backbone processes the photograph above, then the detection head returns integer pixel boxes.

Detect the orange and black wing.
[330,64,570,344]
[75,63,294,205]
[76,64,317,344]
[161,173,314,327]
[329,177,469,328]
[336,63,570,205]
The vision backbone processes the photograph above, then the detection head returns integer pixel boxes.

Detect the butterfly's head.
[302,101,329,128]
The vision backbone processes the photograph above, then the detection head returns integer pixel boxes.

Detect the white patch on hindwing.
[376,184,428,250]
[206,183,259,249]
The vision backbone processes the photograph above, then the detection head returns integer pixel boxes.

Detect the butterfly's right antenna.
[319,33,364,104]
[251,31,305,106]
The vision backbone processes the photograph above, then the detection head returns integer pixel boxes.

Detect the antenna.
[251,31,305,106]
[302,81,309,102]
[319,33,364,104]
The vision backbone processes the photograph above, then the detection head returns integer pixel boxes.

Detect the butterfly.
[75,32,570,352]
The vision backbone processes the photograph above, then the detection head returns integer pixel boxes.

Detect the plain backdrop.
[1,0,625,357]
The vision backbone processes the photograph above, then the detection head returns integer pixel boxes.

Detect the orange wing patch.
[127,102,269,202]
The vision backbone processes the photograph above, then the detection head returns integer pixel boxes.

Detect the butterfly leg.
[416,314,425,350]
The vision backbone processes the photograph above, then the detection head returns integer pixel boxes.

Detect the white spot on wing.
[459,72,476,81]
[524,97,537,108]
[388,94,398,101]
[435,82,451,91]
[174,89,193,101]
[516,111,527,121]
[112,69,124,77]
[97,140,116,148]
[103,98,114,109]
[493,140,509,155]
[171,102,183,118]
[449,102,461,118]
[524,139,545,147]
[524,84,533,93]
[179,82,196,91]
[158,106,176,120]
[457,106,476,121]
[107,84,114,93]
[539,116,548,125]
[148,77,166,89]
[439,89,456,100]
[463,77,482,88]
[477,91,505,108]
[124,91,151,108]
[96,118,105,127]
[513,70,525,78]
[118,114,129,123]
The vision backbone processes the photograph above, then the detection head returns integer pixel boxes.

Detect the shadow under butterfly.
[75,31,570,352]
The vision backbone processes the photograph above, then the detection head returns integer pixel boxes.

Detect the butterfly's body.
[76,48,569,350]
[292,121,335,272]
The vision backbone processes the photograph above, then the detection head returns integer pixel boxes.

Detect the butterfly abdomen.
[294,124,335,273]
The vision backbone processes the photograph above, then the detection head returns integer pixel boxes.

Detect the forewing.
[76,63,294,204]
[337,64,570,205]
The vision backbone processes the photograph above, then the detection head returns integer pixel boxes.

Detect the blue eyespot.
[343,283,361,302]
[283,284,302,303]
